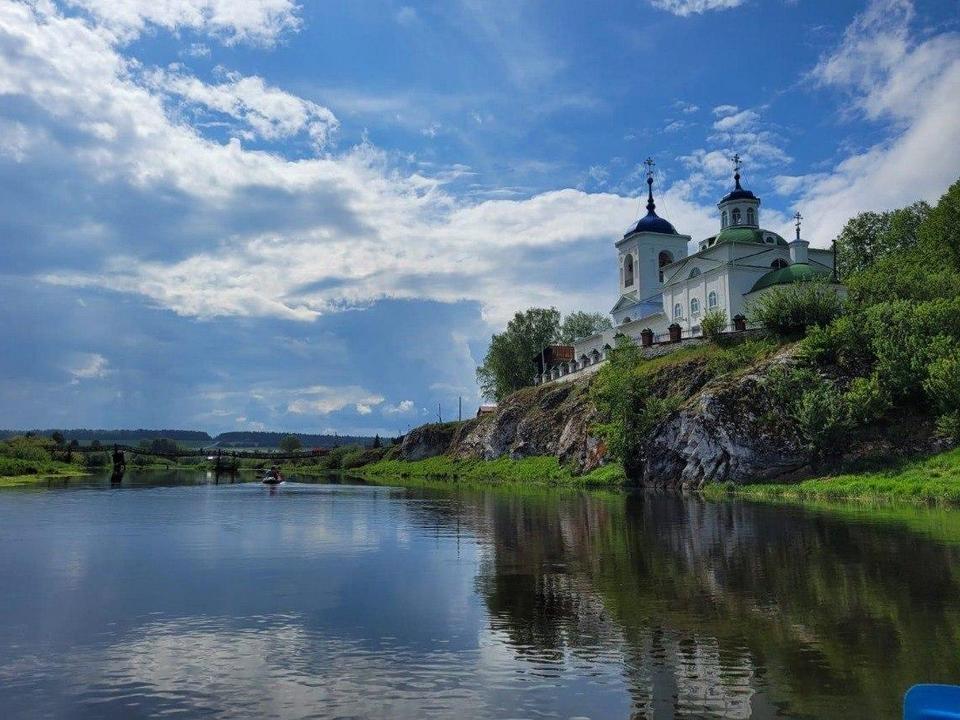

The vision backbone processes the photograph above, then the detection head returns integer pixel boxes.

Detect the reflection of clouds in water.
[57,616,492,719]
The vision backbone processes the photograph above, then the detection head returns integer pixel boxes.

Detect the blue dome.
[719,171,757,204]
[625,174,679,236]
[626,210,678,236]
[720,188,757,203]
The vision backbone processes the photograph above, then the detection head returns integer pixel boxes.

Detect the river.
[0,470,957,719]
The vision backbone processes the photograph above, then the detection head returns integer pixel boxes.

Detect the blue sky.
[1,0,958,436]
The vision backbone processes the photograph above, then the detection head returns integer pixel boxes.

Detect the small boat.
[261,472,284,485]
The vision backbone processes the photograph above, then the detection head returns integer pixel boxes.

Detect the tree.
[279,434,302,452]
[149,438,179,455]
[834,201,931,278]
[558,311,613,343]
[50,431,64,446]
[476,307,561,401]
[372,434,382,449]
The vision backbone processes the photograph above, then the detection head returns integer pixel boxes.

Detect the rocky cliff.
[393,343,939,488]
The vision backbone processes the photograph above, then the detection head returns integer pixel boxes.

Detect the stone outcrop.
[640,350,809,489]
[393,343,927,487]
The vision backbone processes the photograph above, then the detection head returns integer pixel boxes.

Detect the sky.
[1,0,958,436]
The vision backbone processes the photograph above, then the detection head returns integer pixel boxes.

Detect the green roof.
[706,227,787,248]
[749,263,833,293]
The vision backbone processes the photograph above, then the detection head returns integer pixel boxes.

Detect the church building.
[538,157,841,382]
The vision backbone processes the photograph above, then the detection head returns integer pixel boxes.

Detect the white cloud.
[712,104,739,116]
[287,386,384,415]
[787,0,960,245]
[65,0,301,45]
[383,400,415,415]
[674,100,699,114]
[650,0,745,16]
[712,109,758,132]
[4,0,717,330]
[146,68,339,149]
[68,353,109,382]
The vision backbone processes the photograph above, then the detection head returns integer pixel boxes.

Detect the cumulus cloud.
[146,68,339,148]
[286,386,384,415]
[712,109,758,132]
[785,0,960,245]
[383,400,415,415]
[6,1,709,328]
[65,0,302,45]
[68,353,110,382]
[649,0,745,16]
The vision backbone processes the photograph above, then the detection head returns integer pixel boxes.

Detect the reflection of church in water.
[536,156,841,383]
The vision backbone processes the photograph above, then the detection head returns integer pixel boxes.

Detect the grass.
[359,455,627,486]
[705,447,960,504]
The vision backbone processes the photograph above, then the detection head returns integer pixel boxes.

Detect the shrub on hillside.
[748,281,843,338]
[700,309,728,343]
[0,436,53,462]
[925,353,960,441]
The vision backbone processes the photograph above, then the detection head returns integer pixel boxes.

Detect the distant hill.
[0,428,212,444]
[0,428,376,449]
[213,432,375,449]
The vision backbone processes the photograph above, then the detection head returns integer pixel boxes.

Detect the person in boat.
[266,465,281,481]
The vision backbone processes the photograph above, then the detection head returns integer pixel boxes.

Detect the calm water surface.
[1,470,958,719]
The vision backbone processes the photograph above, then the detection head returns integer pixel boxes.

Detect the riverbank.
[358,455,627,486]
[704,448,960,504]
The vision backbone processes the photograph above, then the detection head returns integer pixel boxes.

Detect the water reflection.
[0,472,957,718]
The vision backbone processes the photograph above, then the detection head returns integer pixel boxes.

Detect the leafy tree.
[476,307,561,401]
[50,431,65,446]
[279,434,302,452]
[558,311,612,343]
[149,438,179,455]
[372,434,382,449]
[835,201,931,278]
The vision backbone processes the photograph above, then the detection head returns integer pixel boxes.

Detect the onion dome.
[625,174,678,236]
[749,263,833,293]
[720,169,757,203]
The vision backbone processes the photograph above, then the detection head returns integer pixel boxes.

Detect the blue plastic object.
[904,685,960,719]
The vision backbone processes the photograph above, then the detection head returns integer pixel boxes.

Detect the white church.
[537,157,840,383]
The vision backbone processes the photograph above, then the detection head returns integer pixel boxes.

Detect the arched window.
[623,254,634,287]
[708,291,718,309]
[689,267,701,279]
[732,208,742,225]
[658,251,673,283]
[674,303,683,319]
[690,298,701,316]
[771,258,789,270]
[721,210,728,229]
[746,207,756,225]
[622,316,631,324]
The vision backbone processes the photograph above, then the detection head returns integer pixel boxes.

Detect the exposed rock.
[641,349,809,489]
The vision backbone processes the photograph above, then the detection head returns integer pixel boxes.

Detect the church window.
[658,251,673,283]
[690,298,701,316]
[747,207,755,225]
[624,254,634,287]
[622,316,631,324]
[674,303,683,319]
[689,267,701,279]
[708,291,718,309]
[771,258,789,270]
[732,208,742,225]
[721,211,728,229]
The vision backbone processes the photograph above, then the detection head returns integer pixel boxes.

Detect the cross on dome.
[794,211,803,240]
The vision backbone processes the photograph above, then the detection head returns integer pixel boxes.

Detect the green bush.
[83,452,110,468]
[700,309,728,343]
[0,436,53,462]
[591,336,682,478]
[748,281,844,338]
[706,338,777,376]
[925,353,960,440]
